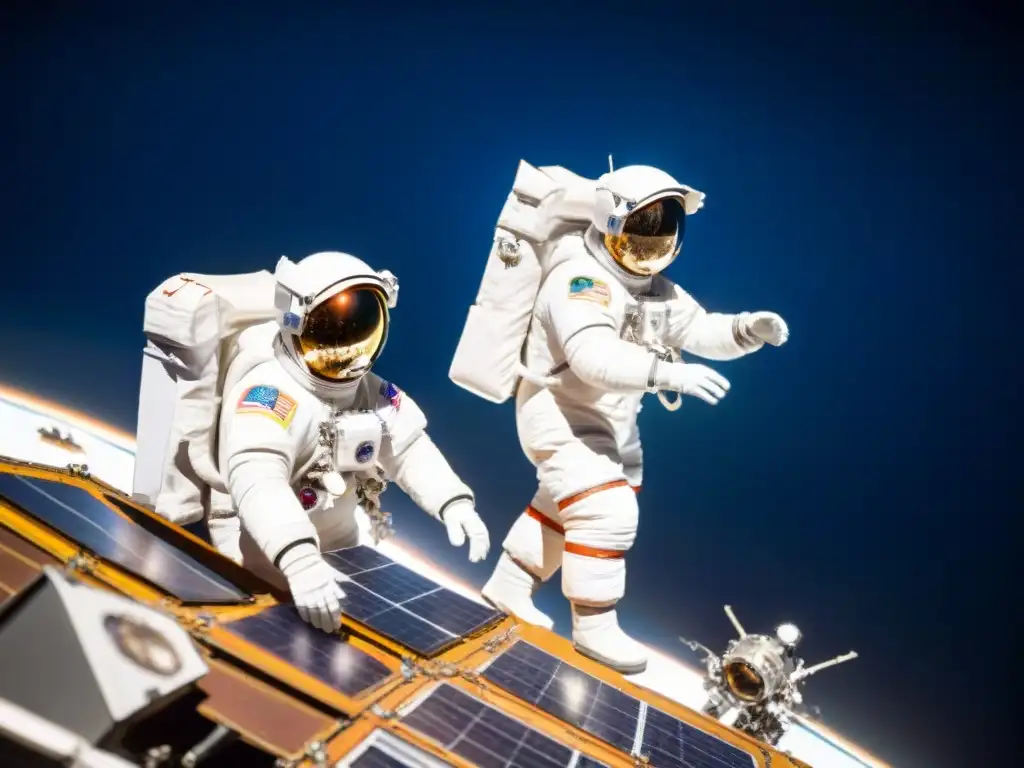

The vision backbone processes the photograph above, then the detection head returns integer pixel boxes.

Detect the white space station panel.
[780,719,884,768]
[0,566,209,739]
[0,391,135,494]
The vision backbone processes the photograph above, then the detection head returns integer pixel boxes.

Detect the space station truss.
[0,459,806,768]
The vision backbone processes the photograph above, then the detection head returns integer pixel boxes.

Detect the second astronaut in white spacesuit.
[478,164,789,674]
[216,251,489,633]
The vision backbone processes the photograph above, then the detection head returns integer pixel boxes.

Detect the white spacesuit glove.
[278,543,350,633]
[442,499,490,563]
[656,362,732,405]
[741,311,789,346]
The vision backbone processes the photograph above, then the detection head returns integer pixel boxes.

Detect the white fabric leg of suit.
[482,386,648,673]
[482,476,643,636]
[539,440,647,674]
[481,486,561,630]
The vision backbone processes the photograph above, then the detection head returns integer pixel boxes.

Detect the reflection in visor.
[604,197,686,276]
[295,286,388,381]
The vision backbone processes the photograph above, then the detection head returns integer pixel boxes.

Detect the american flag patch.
[568,275,611,307]
[379,380,402,410]
[236,385,297,427]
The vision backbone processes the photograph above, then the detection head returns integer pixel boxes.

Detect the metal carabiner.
[652,344,683,412]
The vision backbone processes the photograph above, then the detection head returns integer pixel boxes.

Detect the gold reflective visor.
[604,196,686,276]
[295,285,388,381]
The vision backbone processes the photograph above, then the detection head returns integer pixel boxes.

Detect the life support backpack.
[448,161,600,403]
[132,271,279,524]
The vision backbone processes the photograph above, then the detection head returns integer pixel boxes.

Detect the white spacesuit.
[140,252,490,634]
[451,162,788,674]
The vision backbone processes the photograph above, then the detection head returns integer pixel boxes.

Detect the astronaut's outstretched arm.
[228,444,349,634]
[663,285,763,361]
[545,269,660,392]
[223,389,348,634]
[563,325,659,392]
[379,432,474,521]
[564,327,731,404]
[377,388,489,561]
[221,385,320,567]
[542,269,731,403]
[225,447,319,566]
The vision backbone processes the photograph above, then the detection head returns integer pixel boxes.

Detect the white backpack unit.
[132,271,279,525]
[449,160,600,403]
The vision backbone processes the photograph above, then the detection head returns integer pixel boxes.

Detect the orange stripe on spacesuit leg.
[563,542,627,559]
[525,505,565,535]
[555,480,630,512]
[554,480,640,560]
[527,485,637,533]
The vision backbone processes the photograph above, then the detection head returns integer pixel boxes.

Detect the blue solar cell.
[483,641,754,767]
[226,605,392,697]
[350,746,410,768]
[324,545,503,657]
[336,581,396,620]
[334,577,453,656]
[401,589,501,637]
[350,563,437,604]
[401,683,601,768]
[482,641,638,753]
[327,545,395,575]
[358,603,452,655]
[642,706,755,768]
[347,732,444,768]
[0,473,247,604]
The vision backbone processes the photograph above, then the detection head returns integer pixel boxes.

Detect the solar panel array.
[324,545,503,657]
[0,473,247,604]
[482,641,755,768]
[0,465,765,768]
[401,683,605,768]
[227,604,393,697]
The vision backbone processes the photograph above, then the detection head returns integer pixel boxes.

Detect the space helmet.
[592,164,706,277]
[273,251,399,384]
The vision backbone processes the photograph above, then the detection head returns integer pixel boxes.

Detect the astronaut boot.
[481,552,555,631]
[571,603,648,675]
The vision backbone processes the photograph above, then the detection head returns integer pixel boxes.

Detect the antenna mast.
[724,605,747,638]
[791,651,859,683]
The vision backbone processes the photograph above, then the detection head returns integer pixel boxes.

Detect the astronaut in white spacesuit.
[472,164,789,674]
[214,251,490,633]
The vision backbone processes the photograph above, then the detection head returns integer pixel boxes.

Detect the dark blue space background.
[2,2,1018,765]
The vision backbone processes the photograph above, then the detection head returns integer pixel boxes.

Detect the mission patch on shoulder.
[236,385,297,428]
[568,275,611,307]
[379,379,402,410]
